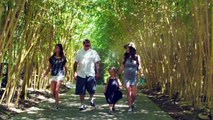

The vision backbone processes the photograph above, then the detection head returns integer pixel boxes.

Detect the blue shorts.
[75,76,96,95]
[124,78,137,87]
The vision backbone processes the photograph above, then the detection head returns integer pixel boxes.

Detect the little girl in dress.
[104,67,123,114]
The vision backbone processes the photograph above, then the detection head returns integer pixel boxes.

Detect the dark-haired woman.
[119,42,143,112]
[43,44,70,110]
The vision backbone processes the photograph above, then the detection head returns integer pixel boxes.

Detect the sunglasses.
[84,44,91,47]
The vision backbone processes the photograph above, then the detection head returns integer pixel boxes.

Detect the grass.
[10,85,173,120]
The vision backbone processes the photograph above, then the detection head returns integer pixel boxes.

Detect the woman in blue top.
[43,44,70,110]
[119,42,144,112]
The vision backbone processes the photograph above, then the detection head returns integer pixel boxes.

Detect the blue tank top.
[124,58,138,80]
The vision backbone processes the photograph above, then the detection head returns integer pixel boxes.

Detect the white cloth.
[49,75,64,83]
[74,48,101,78]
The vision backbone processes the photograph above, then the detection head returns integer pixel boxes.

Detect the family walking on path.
[43,39,144,114]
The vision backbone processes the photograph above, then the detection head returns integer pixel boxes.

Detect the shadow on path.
[10,86,173,120]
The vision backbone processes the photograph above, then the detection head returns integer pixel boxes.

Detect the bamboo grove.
[0,0,213,111]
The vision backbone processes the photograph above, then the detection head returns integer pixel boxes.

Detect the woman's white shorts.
[50,75,64,82]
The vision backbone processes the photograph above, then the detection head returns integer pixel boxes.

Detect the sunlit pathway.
[10,86,173,120]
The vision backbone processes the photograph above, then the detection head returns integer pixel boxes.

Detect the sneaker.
[53,104,59,110]
[108,110,113,115]
[112,107,115,111]
[79,104,86,111]
[128,108,133,113]
[90,100,95,107]
[131,103,135,109]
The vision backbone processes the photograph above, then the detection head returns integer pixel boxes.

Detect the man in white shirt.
[74,39,101,110]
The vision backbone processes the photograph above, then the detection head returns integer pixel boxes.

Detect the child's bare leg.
[109,104,113,111]
[112,104,115,111]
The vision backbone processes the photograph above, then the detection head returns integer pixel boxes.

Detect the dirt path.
[10,86,173,120]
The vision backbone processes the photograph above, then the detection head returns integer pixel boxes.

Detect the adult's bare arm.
[118,59,125,74]
[65,64,70,81]
[42,63,51,79]
[138,55,144,76]
[95,61,101,80]
[73,62,78,80]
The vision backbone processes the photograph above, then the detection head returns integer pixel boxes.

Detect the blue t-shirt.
[49,56,67,76]
[124,58,138,81]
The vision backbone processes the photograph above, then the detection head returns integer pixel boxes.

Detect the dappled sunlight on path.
[10,86,172,120]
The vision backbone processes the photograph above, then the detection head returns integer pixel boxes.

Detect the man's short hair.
[83,39,90,44]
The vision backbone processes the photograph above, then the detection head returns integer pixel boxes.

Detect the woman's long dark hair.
[53,44,65,58]
[123,47,138,67]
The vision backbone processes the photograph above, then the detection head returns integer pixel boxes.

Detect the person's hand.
[74,72,78,80]
[117,69,122,75]
[41,74,46,80]
[141,73,144,78]
[119,86,122,90]
[67,75,70,81]
[96,73,101,80]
